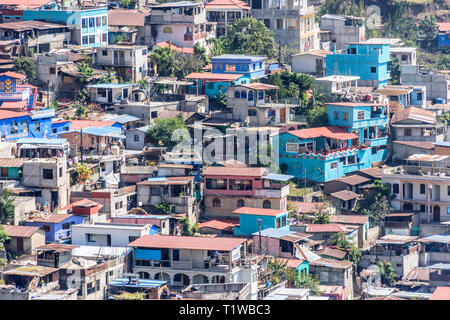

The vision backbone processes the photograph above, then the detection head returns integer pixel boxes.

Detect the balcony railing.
[136,259,232,272]
[364,136,388,147]
[55,229,71,241]
[0,87,30,101]
[255,185,289,198]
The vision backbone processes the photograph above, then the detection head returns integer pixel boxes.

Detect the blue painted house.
[23,7,108,48]
[24,213,85,243]
[50,119,71,138]
[233,207,289,236]
[325,43,391,88]
[211,54,266,80]
[184,54,266,100]
[276,102,388,182]
[377,85,427,114]
[0,109,55,141]
[437,23,450,48]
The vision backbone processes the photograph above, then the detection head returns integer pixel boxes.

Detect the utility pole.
[258,219,262,253]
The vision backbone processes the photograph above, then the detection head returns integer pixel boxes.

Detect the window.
[230,179,252,190]
[404,128,411,136]
[357,111,365,120]
[417,92,423,101]
[258,91,264,100]
[102,16,107,26]
[393,183,399,194]
[240,91,247,99]
[275,217,280,228]
[226,64,235,72]
[248,90,254,101]
[343,112,348,120]
[206,178,227,190]
[87,234,96,242]
[129,236,138,242]
[10,120,18,134]
[82,18,87,28]
[420,205,426,212]
[212,198,221,207]
[59,167,63,177]
[62,223,70,230]
[286,142,298,153]
[49,67,56,74]
[448,185,450,196]
[21,120,28,133]
[134,134,140,142]
[42,225,50,232]
[89,35,95,44]
[43,169,53,179]
[234,90,240,98]
[207,82,214,89]
[370,67,377,73]
[280,240,293,253]
[87,282,95,295]
[89,17,95,28]
[82,36,88,45]
[102,50,107,56]
[334,111,339,120]
[237,199,245,208]
[263,200,271,209]
[390,95,399,101]
[420,184,425,194]
[96,16,101,27]
[102,33,107,42]
[248,109,257,116]
[330,162,337,169]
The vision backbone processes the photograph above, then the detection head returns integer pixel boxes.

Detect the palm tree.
[267,257,289,285]
[0,189,15,224]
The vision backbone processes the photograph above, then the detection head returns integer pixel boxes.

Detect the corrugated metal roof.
[128,235,246,251]
[391,107,436,124]
[203,166,267,177]
[233,207,286,217]
[330,215,368,225]
[262,173,294,181]
[406,154,449,162]
[418,234,450,244]
[287,126,358,140]
[184,72,244,81]
[2,224,40,237]
[0,158,26,167]
[329,190,360,201]
[17,137,67,145]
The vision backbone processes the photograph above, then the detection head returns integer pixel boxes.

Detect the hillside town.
[0,0,448,301]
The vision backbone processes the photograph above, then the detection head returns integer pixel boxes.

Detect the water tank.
[435,98,444,104]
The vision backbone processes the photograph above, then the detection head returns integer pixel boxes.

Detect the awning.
[263,173,294,181]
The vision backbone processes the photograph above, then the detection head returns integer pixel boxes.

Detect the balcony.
[55,229,71,241]
[135,259,233,273]
[364,136,388,147]
[255,185,289,198]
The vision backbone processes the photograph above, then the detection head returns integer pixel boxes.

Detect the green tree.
[147,115,189,151]
[210,91,227,111]
[389,56,401,85]
[306,105,328,128]
[419,15,439,49]
[224,17,277,58]
[312,202,331,224]
[210,37,227,57]
[150,46,206,79]
[180,216,198,236]
[378,261,398,286]
[77,61,94,84]
[75,104,86,118]
[138,79,149,90]
[297,274,322,295]
[150,47,178,77]
[360,195,392,223]
[329,232,352,249]
[13,56,36,79]
[119,0,132,8]
[0,224,10,245]
[348,244,362,266]
[154,200,174,215]
[98,71,116,84]
[267,257,289,285]
[0,189,15,224]
[114,291,144,300]
[287,202,298,219]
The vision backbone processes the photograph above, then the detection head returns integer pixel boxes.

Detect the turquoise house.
[23,7,108,48]
[325,43,391,88]
[276,102,388,182]
[233,207,289,236]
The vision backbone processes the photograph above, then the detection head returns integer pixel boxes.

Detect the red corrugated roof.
[306,224,346,233]
[128,235,246,251]
[2,224,40,237]
[0,0,50,6]
[25,213,74,224]
[0,110,29,120]
[430,287,450,300]
[203,166,267,177]
[156,41,195,54]
[205,0,250,10]
[287,126,358,140]
[0,71,26,80]
[289,201,322,214]
[63,198,102,210]
[108,8,146,27]
[330,215,368,225]
[70,120,117,130]
[0,100,27,110]
[232,207,286,216]
[184,72,244,81]
[137,176,194,186]
[438,22,450,33]
[198,220,236,231]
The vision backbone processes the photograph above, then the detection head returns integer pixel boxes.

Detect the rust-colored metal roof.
[232,207,286,216]
[69,120,117,130]
[330,214,368,225]
[2,224,40,237]
[316,247,348,260]
[0,71,26,80]
[329,190,360,201]
[237,83,279,91]
[385,211,416,217]
[0,20,66,31]
[202,166,267,177]
[0,110,29,120]
[391,107,436,124]
[0,158,26,167]
[287,126,358,140]
[337,174,370,186]
[0,100,28,110]
[205,0,250,10]
[289,201,322,214]
[25,213,74,224]
[35,243,79,253]
[376,234,418,244]
[310,257,353,269]
[156,41,195,54]
[3,264,58,276]
[198,220,236,231]
[108,8,146,27]
[438,22,450,33]
[356,167,383,178]
[128,235,246,251]
[393,140,434,150]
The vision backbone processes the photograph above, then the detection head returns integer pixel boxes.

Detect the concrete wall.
[71,224,150,247]
[401,65,450,101]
